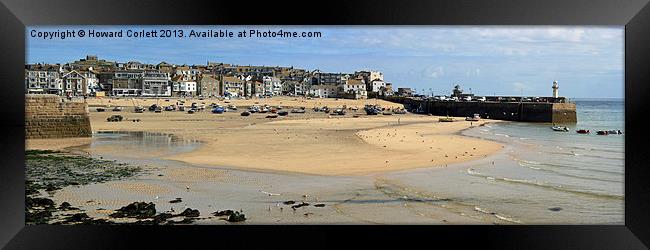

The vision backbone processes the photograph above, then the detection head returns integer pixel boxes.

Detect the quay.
[384,96,577,123]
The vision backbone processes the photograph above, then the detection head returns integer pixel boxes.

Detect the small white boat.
[465,113,480,121]
[551,126,570,132]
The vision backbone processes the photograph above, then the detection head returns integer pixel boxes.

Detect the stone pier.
[25,95,92,139]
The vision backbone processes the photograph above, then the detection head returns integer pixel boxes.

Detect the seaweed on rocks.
[179,208,200,217]
[227,212,246,222]
[213,210,236,217]
[59,202,79,210]
[26,197,55,209]
[25,150,143,192]
[166,218,197,225]
[212,210,246,222]
[25,210,53,224]
[109,202,157,219]
[63,213,90,223]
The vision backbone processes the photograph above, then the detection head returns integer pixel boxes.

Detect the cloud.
[423,66,444,79]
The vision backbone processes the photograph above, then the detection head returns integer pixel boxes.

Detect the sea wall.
[25,94,92,139]
[385,96,577,123]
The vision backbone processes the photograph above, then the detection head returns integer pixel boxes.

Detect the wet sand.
[27,97,508,224]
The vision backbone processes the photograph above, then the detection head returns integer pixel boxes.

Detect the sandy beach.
[30,96,502,175]
[26,97,509,224]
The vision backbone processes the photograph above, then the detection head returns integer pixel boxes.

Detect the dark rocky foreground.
[25,150,143,225]
[25,150,251,225]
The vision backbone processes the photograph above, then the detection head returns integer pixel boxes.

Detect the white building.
[370,80,386,93]
[62,70,94,96]
[25,65,62,94]
[308,85,339,98]
[141,71,171,97]
[222,76,245,97]
[262,76,282,96]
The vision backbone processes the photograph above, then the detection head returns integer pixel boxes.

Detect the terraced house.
[110,70,144,96]
[142,71,172,97]
[25,64,62,95]
[221,76,245,97]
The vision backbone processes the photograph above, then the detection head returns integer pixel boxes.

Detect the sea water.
[383,99,624,224]
[69,100,624,224]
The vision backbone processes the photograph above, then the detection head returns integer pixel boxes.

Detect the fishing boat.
[112,106,123,112]
[364,105,380,115]
[149,104,160,112]
[291,108,306,113]
[96,107,106,112]
[551,126,570,132]
[134,106,145,113]
[278,111,289,116]
[465,113,480,122]
[607,130,623,134]
[439,116,454,122]
[596,130,609,135]
[260,107,269,113]
[187,109,196,114]
[576,129,590,134]
[211,107,225,114]
[333,108,346,115]
[265,114,278,118]
[393,108,407,114]
[240,111,251,116]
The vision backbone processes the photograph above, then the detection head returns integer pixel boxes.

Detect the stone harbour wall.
[25,94,92,139]
[385,96,577,123]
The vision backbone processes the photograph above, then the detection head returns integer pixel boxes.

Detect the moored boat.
[576,129,590,134]
[439,116,454,122]
[596,130,609,135]
[551,126,570,132]
[240,111,251,116]
[211,107,225,114]
[465,113,480,121]
[291,108,306,113]
[364,105,380,115]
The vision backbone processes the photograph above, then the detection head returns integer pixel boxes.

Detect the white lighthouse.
[552,80,559,98]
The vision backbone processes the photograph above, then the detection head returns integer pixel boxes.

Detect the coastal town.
[25,55,412,100]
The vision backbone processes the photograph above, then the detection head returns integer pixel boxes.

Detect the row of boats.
[551,126,623,135]
[363,105,408,115]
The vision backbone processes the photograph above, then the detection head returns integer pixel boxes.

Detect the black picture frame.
[1,0,649,249]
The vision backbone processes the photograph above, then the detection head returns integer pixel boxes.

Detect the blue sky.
[27,26,624,98]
